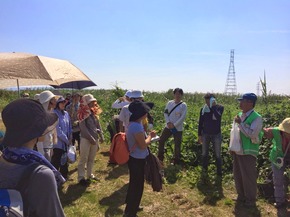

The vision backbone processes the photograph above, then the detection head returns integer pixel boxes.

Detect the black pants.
[51,148,69,179]
[158,127,183,164]
[125,156,146,217]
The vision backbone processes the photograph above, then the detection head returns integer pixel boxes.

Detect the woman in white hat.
[0,99,65,217]
[263,118,290,208]
[77,94,103,186]
[37,90,58,161]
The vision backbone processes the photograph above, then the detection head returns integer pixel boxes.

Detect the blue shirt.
[53,109,72,150]
[126,122,149,159]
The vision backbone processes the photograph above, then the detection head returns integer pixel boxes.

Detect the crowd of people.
[0,88,289,217]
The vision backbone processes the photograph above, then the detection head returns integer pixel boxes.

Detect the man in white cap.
[111,90,132,109]
[118,90,144,132]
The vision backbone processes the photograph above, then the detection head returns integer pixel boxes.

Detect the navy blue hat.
[129,101,154,121]
[56,96,66,104]
[2,99,58,147]
[237,93,257,102]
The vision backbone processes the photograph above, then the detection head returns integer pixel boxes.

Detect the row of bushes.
[1,88,290,182]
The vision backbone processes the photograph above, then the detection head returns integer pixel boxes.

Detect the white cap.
[39,90,56,104]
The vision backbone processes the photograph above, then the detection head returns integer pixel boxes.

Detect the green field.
[0,88,289,216]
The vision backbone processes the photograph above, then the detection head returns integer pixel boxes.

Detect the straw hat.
[278,118,290,134]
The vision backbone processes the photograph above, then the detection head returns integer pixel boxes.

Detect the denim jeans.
[202,133,222,175]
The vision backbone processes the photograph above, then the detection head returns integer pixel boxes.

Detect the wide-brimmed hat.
[237,93,257,102]
[129,101,154,121]
[124,90,132,98]
[129,90,144,99]
[83,94,97,104]
[278,118,290,134]
[39,90,56,104]
[2,99,58,147]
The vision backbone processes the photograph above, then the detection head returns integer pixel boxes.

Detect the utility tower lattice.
[224,49,237,95]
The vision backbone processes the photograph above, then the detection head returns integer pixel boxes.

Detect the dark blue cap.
[56,96,66,104]
[237,93,257,102]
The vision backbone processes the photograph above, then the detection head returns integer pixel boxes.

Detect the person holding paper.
[232,93,263,208]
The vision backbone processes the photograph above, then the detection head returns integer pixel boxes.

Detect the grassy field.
[59,143,286,217]
[1,89,290,216]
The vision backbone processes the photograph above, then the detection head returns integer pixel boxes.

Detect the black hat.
[129,101,154,121]
[2,99,58,147]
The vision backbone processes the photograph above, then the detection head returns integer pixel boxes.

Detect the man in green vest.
[263,118,290,208]
[232,93,263,207]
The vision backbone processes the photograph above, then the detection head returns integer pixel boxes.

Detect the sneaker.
[88,176,100,182]
[78,178,90,186]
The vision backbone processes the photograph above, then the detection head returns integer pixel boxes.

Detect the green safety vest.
[269,128,284,168]
[238,111,262,156]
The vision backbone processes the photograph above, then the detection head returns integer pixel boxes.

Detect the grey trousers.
[233,153,257,205]
[158,127,182,164]
[272,163,286,204]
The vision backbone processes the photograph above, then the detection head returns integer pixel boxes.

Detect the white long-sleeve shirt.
[118,104,131,132]
[239,109,263,143]
[111,99,130,109]
[164,100,187,131]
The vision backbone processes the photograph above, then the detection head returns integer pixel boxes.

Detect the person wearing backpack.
[157,88,187,165]
[263,118,290,208]
[0,99,65,217]
[124,101,156,217]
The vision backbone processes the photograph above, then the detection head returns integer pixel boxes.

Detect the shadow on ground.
[59,183,88,207]
[99,183,129,217]
[197,174,224,206]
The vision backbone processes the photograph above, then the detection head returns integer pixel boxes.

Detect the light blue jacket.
[54,109,72,150]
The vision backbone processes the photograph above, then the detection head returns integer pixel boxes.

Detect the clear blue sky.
[1,0,289,95]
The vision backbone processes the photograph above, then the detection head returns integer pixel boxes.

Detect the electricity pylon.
[224,49,237,95]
